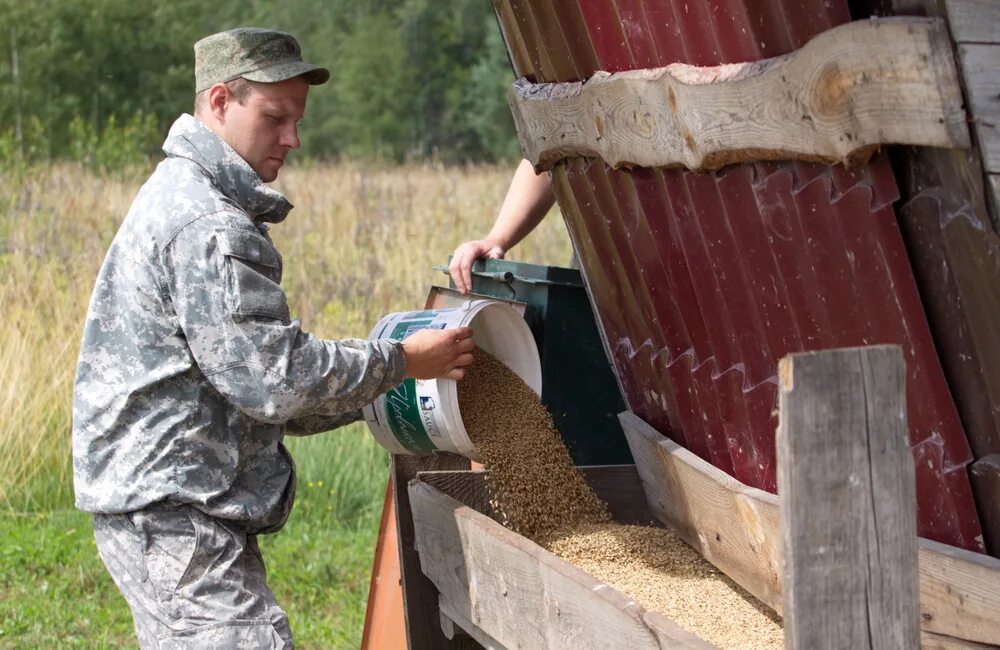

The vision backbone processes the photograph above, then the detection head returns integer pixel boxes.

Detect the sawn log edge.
[510,17,968,173]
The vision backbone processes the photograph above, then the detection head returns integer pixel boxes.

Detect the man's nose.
[280,123,300,149]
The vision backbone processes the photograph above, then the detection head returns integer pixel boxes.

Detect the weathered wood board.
[509,17,968,172]
[943,0,1000,43]
[408,479,715,650]
[957,44,1000,174]
[391,453,477,650]
[776,347,918,649]
[620,411,1000,647]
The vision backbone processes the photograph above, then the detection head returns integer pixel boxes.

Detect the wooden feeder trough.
[405,348,1000,649]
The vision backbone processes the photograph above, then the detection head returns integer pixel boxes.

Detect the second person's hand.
[448,240,505,295]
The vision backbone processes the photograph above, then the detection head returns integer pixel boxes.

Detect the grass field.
[0,161,572,648]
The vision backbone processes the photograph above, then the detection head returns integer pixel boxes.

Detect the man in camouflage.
[72,28,474,648]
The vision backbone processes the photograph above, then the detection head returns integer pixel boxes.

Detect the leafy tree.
[0,0,520,167]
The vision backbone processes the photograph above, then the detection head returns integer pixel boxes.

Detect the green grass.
[0,426,390,649]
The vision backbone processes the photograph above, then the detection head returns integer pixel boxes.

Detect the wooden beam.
[918,537,1000,644]
[970,454,1000,555]
[943,0,1000,44]
[777,346,918,649]
[439,597,503,649]
[619,411,1000,646]
[956,44,1000,174]
[989,174,1000,218]
[921,630,997,649]
[509,17,968,172]
[408,480,716,650]
[391,453,476,650]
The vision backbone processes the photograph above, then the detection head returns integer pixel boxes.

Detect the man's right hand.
[402,326,476,380]
[448,240,505,295]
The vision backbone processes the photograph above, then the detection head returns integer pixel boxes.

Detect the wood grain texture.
[921,630,997,649]
[439,597,503,650]
[509,17,968,172]
[956,44,1000,174]
[969,454,1000,555]
[777,346,918,649]
[391,453,475,650]
[989,174,1000,218]
[943,0,1000,43]
[918,537,1000,644]
[620,410,1000,646]
[408,480,717,650]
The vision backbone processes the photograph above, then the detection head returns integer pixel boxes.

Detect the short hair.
[193,77,256,114]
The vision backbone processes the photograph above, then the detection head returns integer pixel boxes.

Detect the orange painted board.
[361,481,407,650]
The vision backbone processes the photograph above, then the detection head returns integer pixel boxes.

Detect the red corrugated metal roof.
[493,0,985,552]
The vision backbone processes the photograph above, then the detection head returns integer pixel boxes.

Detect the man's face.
[219,77,309,183]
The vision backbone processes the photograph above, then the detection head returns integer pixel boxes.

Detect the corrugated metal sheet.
[493,0,986,552]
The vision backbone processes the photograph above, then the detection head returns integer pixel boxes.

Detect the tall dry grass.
[0,161,573,512]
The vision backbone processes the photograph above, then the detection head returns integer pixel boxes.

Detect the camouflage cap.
[194,27,330,93]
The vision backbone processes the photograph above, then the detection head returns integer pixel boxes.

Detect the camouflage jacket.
[72,114,406,532]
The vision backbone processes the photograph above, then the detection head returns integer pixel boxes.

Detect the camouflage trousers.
[93,502,293,649]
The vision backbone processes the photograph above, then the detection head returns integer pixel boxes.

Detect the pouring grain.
[457,350,609,539]
[457,351,783,649]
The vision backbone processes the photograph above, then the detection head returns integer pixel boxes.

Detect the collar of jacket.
[162,114,293,224]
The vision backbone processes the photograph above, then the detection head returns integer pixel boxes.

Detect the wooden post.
[391,453,480,650]
[777,346,919,649]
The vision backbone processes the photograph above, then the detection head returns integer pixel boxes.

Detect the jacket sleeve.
[161,219,407,425]
[285,409,362,436]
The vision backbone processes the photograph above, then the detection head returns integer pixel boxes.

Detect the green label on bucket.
[383,378,436,453]
[389,318,446,340]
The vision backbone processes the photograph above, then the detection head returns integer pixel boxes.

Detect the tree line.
[0,0,522,169]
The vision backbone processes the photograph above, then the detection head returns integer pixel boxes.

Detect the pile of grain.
[457,351,784,650]
[546,522,783,649]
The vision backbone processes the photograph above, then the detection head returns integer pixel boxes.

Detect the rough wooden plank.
[943,0,1000,43]
[989,173,1000,218]
[921,630,998,649]
[392,453,473,650]
[777,346,918,649]
[620,410,1000,645]
[439,597,502,650]
[958,44,1000,174]
[919,536,1000,643]
[619,411,783,613]
[970,454,1000,555]
[408,480,717,650]
[417,465,657,526]
[509,17,968,172]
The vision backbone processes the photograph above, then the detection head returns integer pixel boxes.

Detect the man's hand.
[402,327,476,380]
[448,240,505,295]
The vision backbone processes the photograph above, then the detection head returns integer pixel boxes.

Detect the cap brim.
[243,61,330,86]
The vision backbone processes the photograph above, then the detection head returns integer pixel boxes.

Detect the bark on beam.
[510,17,968,172]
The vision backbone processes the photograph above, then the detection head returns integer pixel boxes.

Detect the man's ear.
[206,83,230,122]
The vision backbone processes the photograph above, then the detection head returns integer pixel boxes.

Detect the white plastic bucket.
[362,300,541,461]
